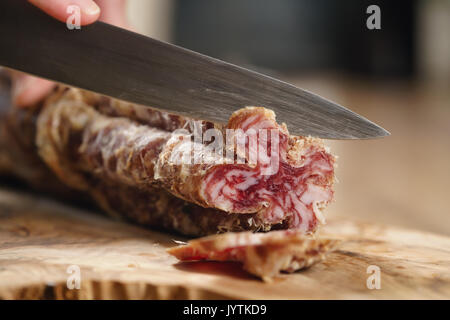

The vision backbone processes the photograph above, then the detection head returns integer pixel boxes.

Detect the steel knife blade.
[0,0,389,139]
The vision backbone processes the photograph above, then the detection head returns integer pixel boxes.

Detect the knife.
[0,0,389,139]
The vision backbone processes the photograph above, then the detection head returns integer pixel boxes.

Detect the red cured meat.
[157,107,335,233]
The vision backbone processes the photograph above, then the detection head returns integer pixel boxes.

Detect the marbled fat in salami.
[156,107,335,233]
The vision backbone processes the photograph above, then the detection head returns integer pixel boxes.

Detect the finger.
[12,74,56,107]
[96,0,129,29]
[28,0,101,26]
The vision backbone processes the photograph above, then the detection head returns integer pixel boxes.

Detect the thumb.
[28,0,101,26]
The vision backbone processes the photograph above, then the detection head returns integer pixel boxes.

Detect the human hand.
[11,0,128,107]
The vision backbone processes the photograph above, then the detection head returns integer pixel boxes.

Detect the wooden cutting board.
[0,188,449,300]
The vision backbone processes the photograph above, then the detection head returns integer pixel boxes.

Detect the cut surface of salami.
[156,107,336,233]
[167,230,339,279]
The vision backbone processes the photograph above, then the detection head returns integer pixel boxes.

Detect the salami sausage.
[0,78,336,236]
[37,87,335,233]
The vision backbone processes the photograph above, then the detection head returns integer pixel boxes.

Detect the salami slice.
[167,230,339,280]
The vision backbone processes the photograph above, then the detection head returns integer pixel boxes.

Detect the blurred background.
[129,0,450,235]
